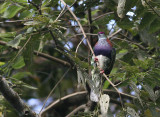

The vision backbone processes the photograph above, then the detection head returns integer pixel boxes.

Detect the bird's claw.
[94,58,98,62]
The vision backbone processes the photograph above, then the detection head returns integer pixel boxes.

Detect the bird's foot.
[100,69,104,74]
[94,57,98,62]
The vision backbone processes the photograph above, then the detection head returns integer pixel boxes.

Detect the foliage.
[0,0,160,117]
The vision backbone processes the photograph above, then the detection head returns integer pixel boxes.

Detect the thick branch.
[0,76,36,117]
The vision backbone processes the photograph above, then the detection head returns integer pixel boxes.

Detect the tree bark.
[0,75,36,117]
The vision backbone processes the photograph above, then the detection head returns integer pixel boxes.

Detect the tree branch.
[40,90,136,116]
[66,104,86,117]
[0,40,71,67]
[0,75,36,117]
[0,19,32,24]
[28,0,42,15]
[144,0,160,17]
[92,12,114,22]
[60,0,95,56]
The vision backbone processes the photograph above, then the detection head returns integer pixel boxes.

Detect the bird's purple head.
[98,32,105,34]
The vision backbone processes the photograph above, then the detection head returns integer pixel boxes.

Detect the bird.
[90,32,116,102]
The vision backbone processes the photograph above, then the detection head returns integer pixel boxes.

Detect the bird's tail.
[90,88,100,102]
[89,73,103,102]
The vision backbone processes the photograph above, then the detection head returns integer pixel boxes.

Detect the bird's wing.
[105,48,116,75]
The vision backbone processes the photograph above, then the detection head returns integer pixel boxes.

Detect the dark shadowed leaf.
[139,12,157,30]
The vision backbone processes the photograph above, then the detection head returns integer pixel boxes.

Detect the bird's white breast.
[95,55,110,70]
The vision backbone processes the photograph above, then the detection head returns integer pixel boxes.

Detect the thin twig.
[87,8,93,76]
[75,37,85,57]
[39,67,71,114]
[66,104,86,117]
[0,19,32,24]
[28,0,42,15]
[48,30,58,46]
[108,29,122,39]
[57,0,78,20]
[11,36,32,64]
[55,4,67,21]
[92,12,114,22]
[113,37,146,50]
[75,33,97,36]
[103,74,124,107]
[60,0,95,56]
[0,40,71,67]
[34,51,71,66]
[144,0,160,17]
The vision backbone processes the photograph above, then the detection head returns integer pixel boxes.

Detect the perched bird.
[90,32,116,102]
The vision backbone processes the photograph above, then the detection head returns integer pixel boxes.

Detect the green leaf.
[2,5,23,18]
[0,32,16,38]
[22,84,37,90]
[139,29,158,47]
[26,27,34,33]
[0,2,11,14]
[42,0,51,7]
[64,0,77,5]
[103,78,112,89]
[7,34,26,49]
[116,49,128,59]
[91,9,100,16]
[23,34,40,67]
[24,21,41,25]
[144,109,153,117]
[143,84,157,102]
[139,12,157,30]
[12,0,27,2]
[12,72,31,79]
[149,18,160,33]
[130,81,143,107]
[126,107,140,117]
[117,18,134,29]
[19,10,34,19]
[12,56,25,69]
[133,59,154,70]
[0,62,5,66]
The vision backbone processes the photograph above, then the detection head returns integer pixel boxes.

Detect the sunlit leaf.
[0,32,16,38]
[22,84,37,90]
[42,0,51,7]
[2,5,23,18]
[7,34,26,49]
[0,2,11,14]
[126,107,140,117]
[12,56,25,69]
[12,72,32,79]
